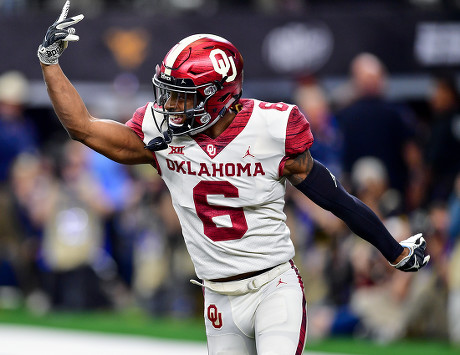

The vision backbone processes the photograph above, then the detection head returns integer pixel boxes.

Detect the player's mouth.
[169,115,186,125]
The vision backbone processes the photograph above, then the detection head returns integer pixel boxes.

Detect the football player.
[38,2,430,354]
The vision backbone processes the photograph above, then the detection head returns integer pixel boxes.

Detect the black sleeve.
[294,159,403,262]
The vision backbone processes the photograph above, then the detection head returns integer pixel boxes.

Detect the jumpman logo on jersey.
[243,146,255,159]
[276,278,287,287]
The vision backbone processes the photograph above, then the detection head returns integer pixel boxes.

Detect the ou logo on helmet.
[209,49,237,82]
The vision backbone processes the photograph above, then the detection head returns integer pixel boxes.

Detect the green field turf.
[0,308,458,355]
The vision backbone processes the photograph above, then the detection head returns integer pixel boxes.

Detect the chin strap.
[144,130,172,151]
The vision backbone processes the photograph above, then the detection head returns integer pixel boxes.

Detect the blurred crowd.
[0,50,460,347]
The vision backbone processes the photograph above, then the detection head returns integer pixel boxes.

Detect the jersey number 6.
[193,181,248,242]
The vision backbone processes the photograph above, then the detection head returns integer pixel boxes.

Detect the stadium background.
[1,0,460,354]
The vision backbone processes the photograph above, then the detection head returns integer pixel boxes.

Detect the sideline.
[0,324,206,355]
[0,324,347,355]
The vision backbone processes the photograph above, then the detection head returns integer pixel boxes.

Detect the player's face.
[164,91,195,125]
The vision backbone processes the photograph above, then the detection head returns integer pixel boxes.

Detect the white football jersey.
[127,99,313,280]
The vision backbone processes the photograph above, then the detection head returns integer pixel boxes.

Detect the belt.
[209,266,275,282]
[190,261,291,296]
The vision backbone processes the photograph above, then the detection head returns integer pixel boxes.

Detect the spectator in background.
[425,75,460,203]
[0,71,38,184]
[86,149,135,287]
[350,157,402,218]
[335,53,416,209]
[294,78,343,178]
[38,141,113,310]
[8,153,54,310]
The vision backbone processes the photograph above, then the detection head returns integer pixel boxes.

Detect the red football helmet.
[152,34,244,136]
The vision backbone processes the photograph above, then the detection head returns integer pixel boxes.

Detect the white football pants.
[202,261,307,355]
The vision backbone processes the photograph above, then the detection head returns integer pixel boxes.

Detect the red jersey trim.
[126,103,161,174]
[126,103,148,141]
[278,106,314,177]
[278,156,290,178]
[192,99,254,159]
[151,151,161,175]
[290,260,307,355]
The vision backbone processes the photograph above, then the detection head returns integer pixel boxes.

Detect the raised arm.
[283,150,430,271]
[41,64,153,164]
[38,1,154,165]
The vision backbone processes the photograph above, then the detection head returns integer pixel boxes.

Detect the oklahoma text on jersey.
[165,159,266,177]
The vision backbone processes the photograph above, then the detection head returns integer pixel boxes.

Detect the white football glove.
[389,233,430,272]
[37,0,84,65]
